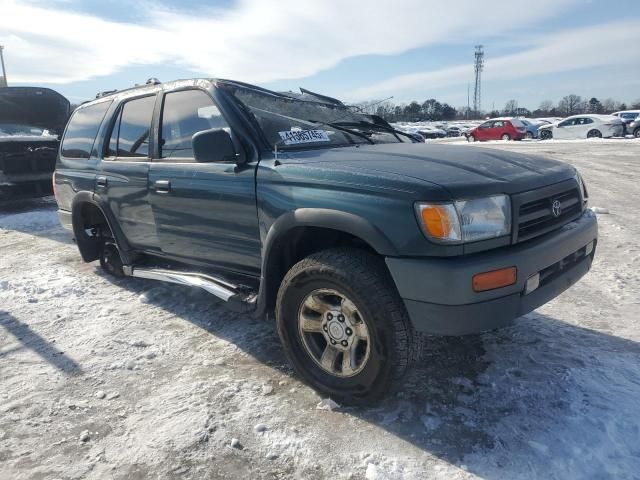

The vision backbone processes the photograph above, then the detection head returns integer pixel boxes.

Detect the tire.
[276,248,421,404]
[467,135,476,142]
[587,129,602,138]
[99,241,125,277]
[634,128,640,138]
[501,133,511,141]
[540,130,552,140]
[525,131,534,140]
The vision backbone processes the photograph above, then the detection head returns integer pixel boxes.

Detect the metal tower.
[0,46,7,87]
[473,45,484,116]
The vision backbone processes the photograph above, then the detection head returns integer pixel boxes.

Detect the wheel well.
[72,202,111,262]
[263,227,378,313]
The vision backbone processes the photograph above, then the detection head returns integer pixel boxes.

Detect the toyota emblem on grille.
[551,199,562,217]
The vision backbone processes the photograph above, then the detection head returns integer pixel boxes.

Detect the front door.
[148,88,261,278]
[97,94,159,250]
[554,118,576,139]
[475,121,491,141]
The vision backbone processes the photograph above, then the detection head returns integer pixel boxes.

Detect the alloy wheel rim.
[297,289,371,378]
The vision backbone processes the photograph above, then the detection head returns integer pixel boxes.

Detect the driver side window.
[558,119,574,127]
[479,121,493,129]
[160,89,230,161]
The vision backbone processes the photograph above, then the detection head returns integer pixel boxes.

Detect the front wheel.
[634,128,640,138]
[540,130,552,140]
[525,131,534,139]
[467,135,476,142]
[276,248,421,404]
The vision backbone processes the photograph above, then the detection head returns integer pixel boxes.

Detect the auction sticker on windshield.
[278,129,330,145]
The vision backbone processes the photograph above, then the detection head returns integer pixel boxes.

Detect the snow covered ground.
[1,139,639,479]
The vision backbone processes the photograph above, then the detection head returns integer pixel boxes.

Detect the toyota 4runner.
[54,79,597,403]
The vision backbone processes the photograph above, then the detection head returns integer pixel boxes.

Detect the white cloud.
[0,0,576,84]
[349,20,640,100]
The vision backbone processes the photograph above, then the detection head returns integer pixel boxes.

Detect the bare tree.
[503,99,518,116]
[538,100,554,114]
[558,94,583,116]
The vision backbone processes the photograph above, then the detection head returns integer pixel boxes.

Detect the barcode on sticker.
[278,129,330,145]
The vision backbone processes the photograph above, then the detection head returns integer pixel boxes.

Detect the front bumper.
[386,210,598,335]
[0,172,54,199]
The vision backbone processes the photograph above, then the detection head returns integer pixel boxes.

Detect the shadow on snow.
[97,272,640,478]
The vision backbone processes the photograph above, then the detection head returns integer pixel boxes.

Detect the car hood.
[0,87,71,134]
[279,143,576,198]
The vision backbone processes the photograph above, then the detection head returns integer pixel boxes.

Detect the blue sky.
[1,0,639,110]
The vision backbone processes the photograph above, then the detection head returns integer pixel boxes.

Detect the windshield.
[0,123,56,138]
[229,86,407,149]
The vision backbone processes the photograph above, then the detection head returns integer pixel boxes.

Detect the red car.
[467,118,527,142]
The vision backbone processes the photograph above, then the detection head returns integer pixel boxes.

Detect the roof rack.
[94,78,161,99]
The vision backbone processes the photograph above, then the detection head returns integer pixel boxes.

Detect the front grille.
[0,146,57,174]
[514,183,583,243]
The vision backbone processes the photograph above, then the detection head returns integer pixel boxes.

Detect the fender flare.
[71,192,133,264]
[253,208,398,316]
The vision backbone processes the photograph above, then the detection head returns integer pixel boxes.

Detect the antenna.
[473,45,484,117]
[0,45,7,87]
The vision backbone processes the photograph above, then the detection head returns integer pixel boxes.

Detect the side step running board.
[123,266,256,312]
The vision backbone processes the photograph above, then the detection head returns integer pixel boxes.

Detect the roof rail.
[94,78,161,99]
[95,89,118,99]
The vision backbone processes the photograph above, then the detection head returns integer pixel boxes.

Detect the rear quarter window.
[61,101,112,159]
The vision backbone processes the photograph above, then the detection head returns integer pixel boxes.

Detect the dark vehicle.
[54,79,597,403]
[445,125,466,137]
[519,119,551,139]
[627,117,640,138]
[417,126,447,139]
[467,118,527,142]
[0,87,70,198]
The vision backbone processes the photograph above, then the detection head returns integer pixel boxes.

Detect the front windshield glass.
[0,123,56,138]
[230,87,407,149]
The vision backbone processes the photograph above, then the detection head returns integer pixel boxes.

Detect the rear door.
[148,88,261,277]
[490,121,505,140]
[97,94,159,249]
[574,117,593,137]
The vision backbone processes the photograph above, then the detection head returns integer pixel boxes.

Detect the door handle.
[154,180,171,194]
[96,176,108,188]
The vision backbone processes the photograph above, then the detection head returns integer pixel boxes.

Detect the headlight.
[576,173,588,208]
[415,194,511,244]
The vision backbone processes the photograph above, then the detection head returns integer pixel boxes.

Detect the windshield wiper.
[307,119,375,145]
[330,121,416,142]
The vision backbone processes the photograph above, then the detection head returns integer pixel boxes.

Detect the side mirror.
[192,128,239,163]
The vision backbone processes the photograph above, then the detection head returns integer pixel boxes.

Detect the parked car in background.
[446,125,466,137]
[406,132,425,142]
[612,110,640,124]
[612,110,640,135]
[466,118,526,142]
[417,126,447,139]
[520,119,551,139]
[0,87,71,199]
[538,115,624,140]
[628,116,640,138]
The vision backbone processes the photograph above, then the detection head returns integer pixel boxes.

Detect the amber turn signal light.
[472,267,517,292]
[418,204,457,239]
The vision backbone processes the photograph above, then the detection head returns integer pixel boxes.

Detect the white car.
[612,110,640,124]
[538,114,624,140]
